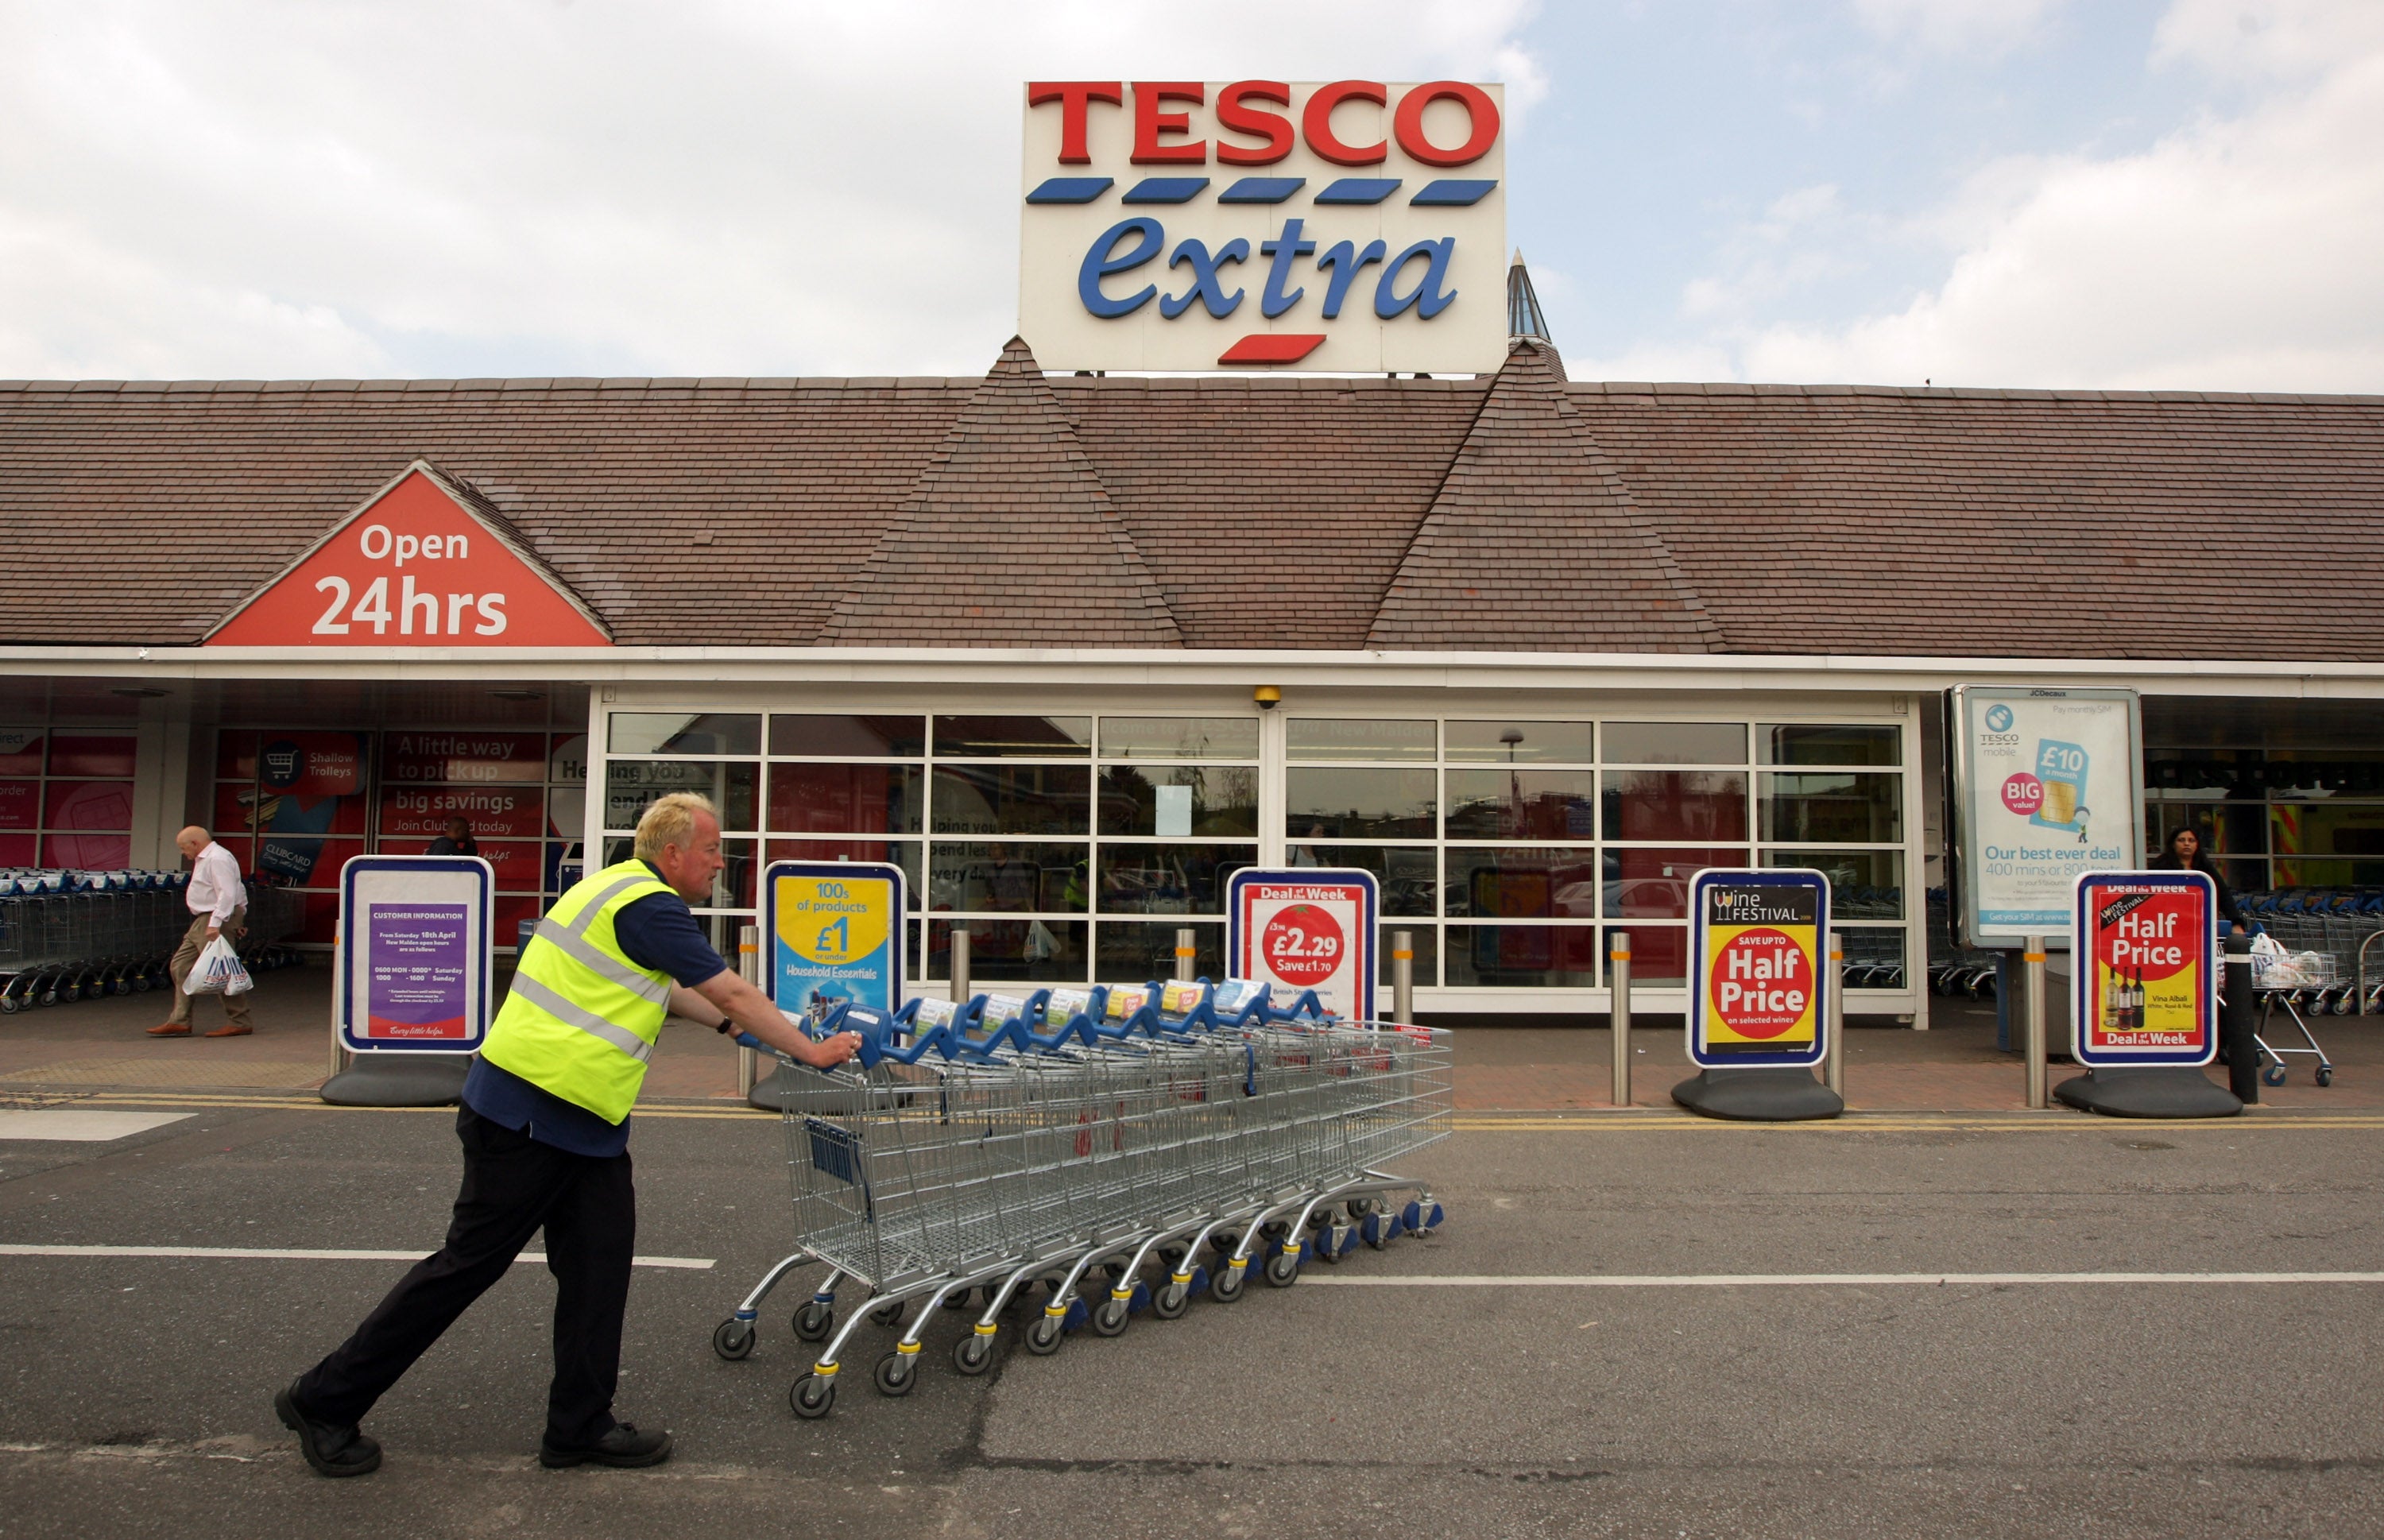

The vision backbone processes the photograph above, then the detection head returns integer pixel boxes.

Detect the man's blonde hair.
[633,792,718,861]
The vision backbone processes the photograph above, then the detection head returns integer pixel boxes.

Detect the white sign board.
[1020,80,1507,373]
[337,855,494,1052]
[1949,687,2144,949]
[1226,867,1378,1020]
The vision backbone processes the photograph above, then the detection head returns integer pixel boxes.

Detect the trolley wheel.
[873,1350,916,1397]
[1025,1314,1064,1356]
[952,1333,994,1376]
[712,1318,756,1360]
[1092,1298,1130,1337]
[869,1299,906,1329]
[2316,1066,2335,1087]
[38,989,57,1007]
[1346,1196,1383,1219]
[2262,1065,2289,1088]
[1264,1250,1301,1288]
[130,977,149,993]
[1209,1260,1247,1303]
[789,1374,835,1419]
[792,1302,834,1342]
[57,985,78,1004]
[111,980,132,996]
[1151,1280,1190,1320]
[0,996,16,1014]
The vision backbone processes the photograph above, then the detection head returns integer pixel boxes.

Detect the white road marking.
[1302,1271,2384,1287]
[0,1244,713,1271]
[0,1111,192,1141]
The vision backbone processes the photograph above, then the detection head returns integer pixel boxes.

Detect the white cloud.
[1573,0,2384,392]
[0,0,1540,380]
[1848,0,2068,59]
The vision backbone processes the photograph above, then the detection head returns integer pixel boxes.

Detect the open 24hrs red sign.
[2070,869,2216,1068]
[1688,868,1832,1070]
[1226,868,1378,1022]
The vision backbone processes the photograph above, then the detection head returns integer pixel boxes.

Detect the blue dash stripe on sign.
[1122,176,1211,203]
[1219,176,1306,203]
[1411,179,1498,206]
[1025,177,1114,204]
[1315,178,1402,205]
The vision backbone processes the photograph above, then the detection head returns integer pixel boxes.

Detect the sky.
[0,0,2377,390]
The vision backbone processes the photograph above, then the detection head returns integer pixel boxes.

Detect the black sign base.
[320,1052,471,1108]
[1671,1067,1844,1121]
[2053,1066,2241,1118]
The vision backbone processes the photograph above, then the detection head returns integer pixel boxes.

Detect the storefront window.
[1760,725,1900,765]
[1444,721,1594,764]
[1764,849,1903,919]
[1757,772,1902,843]
[767,763,921,834]
[1286,767,1436,838]
[1602,722,1745,765]
[1444,847,1598,919]
[931,765,1091,836]
[1098,764,1256,837]
[604,760,757,831]
[1601,770,1748,841]
[933,715,1092,757]
[1444,769,1596,839]
[609,712,760,756]
[1445,925,1600,987]
[1287,718,1436,762]
[768,714,926,756]
[1098,717,1258,761]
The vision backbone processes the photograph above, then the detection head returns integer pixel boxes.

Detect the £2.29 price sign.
[1688,867,1832,1070]
[1228,869,1379,1021]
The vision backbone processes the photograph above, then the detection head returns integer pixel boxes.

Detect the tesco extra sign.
[1019,81,1507,375]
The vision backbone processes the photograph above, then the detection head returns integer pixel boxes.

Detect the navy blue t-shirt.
[464,861,731,1156]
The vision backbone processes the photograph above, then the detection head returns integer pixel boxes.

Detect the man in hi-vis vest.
[277,792,860,1478]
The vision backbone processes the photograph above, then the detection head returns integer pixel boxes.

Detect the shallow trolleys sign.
[1020,80,1506,373]
[1688,868,1830,1070]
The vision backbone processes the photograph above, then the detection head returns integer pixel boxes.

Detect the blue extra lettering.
[1258,218,1317,319]
[1315,238,1387,319]
[1375,238,1457,319]
[1078,217,1165,318]
[1160,237,1251,319]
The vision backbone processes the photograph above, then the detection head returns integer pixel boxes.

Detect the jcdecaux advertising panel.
[1949,686,2145,950]
[1020,80,1506,373]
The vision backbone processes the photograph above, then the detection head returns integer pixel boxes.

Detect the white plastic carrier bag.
[184,934,255,997]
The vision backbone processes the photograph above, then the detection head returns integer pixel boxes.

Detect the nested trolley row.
[0,878,305,1011]
[712,978,1452,1418]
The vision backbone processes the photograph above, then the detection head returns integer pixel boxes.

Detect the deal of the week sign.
[762,861,907,1015]
[1688,869,1831,1070]
[337,854,494,1053]
[1227,868,1379,1021]
[1949,686,2144,948]
[1020,81,1507,373]
[2071,870,2217,1067]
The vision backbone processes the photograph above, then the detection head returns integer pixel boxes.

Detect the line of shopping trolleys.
[713,976,1453,1418]
[0,871,305,1012]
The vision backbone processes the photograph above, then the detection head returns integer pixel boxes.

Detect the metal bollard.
[2022,935,2049,1110]
[737,923,760,1097]
[1391,930,1414,1025]
[1175,927,1197,982]
[1609,931,1631,1109]
[950,926,971,1006]
[1825,941,1845,1097]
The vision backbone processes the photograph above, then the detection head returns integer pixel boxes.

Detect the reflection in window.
[1443,721,1594,764]
[1619,925,1689,983]
[1286,767,1435,839]
[764,838,923,900]
[1601,722,1746,765]
[1445,926,1600,987]
[1444,847,1598,918]
[1095,843,1240,913]
[931,765,1091,835]
[768,714,927,756]
[1097,718,1259,761]
[1601,771,1747,842]
[766,763,921,834]
[609,713,760,756]
[604,761,757,830]
[1760,725,1900,766]
[1604,847,1746,919]
[929,919,1086,981]
[1445,769,1596,839]
[933,716,1091,757]
[1098,920,1225,981]
[1757,773,1902,843]
[929,842,1088,913]
[1283,843,1436,917]
[1764,848,1902,919]
[1098,764,1257,837]
[1286,719,1436,761]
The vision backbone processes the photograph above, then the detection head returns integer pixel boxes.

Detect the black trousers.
[296,1105,635,1446]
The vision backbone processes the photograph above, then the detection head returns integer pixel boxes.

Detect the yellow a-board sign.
[763,860,905,1014]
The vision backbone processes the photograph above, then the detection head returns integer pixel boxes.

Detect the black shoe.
[539,1421,672,1469]
[275,1381,382,1478]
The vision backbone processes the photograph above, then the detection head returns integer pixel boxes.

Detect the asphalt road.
[3,1100,2381,1538]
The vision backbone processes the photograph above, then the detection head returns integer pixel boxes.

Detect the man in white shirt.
[150,826,254,1038]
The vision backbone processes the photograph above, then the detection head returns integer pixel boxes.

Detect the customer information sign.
[337,854,493,1052]
[1949,686,2144,949]
[762,861,907,1014]
[2071,869,2218,1067]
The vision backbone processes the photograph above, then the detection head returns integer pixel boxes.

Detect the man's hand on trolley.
[675,972,865,1068]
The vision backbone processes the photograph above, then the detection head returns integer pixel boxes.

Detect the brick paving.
[1,962,2374,1113]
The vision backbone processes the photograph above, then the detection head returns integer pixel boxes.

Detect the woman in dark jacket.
[2150,826,2247,934]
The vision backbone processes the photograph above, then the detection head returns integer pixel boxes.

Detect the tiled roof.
[2,354,2382,660]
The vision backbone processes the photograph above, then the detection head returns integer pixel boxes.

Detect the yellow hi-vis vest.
[482,861,678,1124]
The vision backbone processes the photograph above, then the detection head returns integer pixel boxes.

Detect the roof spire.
[1507,250,1552,345]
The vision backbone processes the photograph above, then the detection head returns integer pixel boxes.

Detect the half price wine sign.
[2070,869,2216,1067]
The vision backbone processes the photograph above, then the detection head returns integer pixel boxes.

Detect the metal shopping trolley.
[2250,946,2339,1087]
